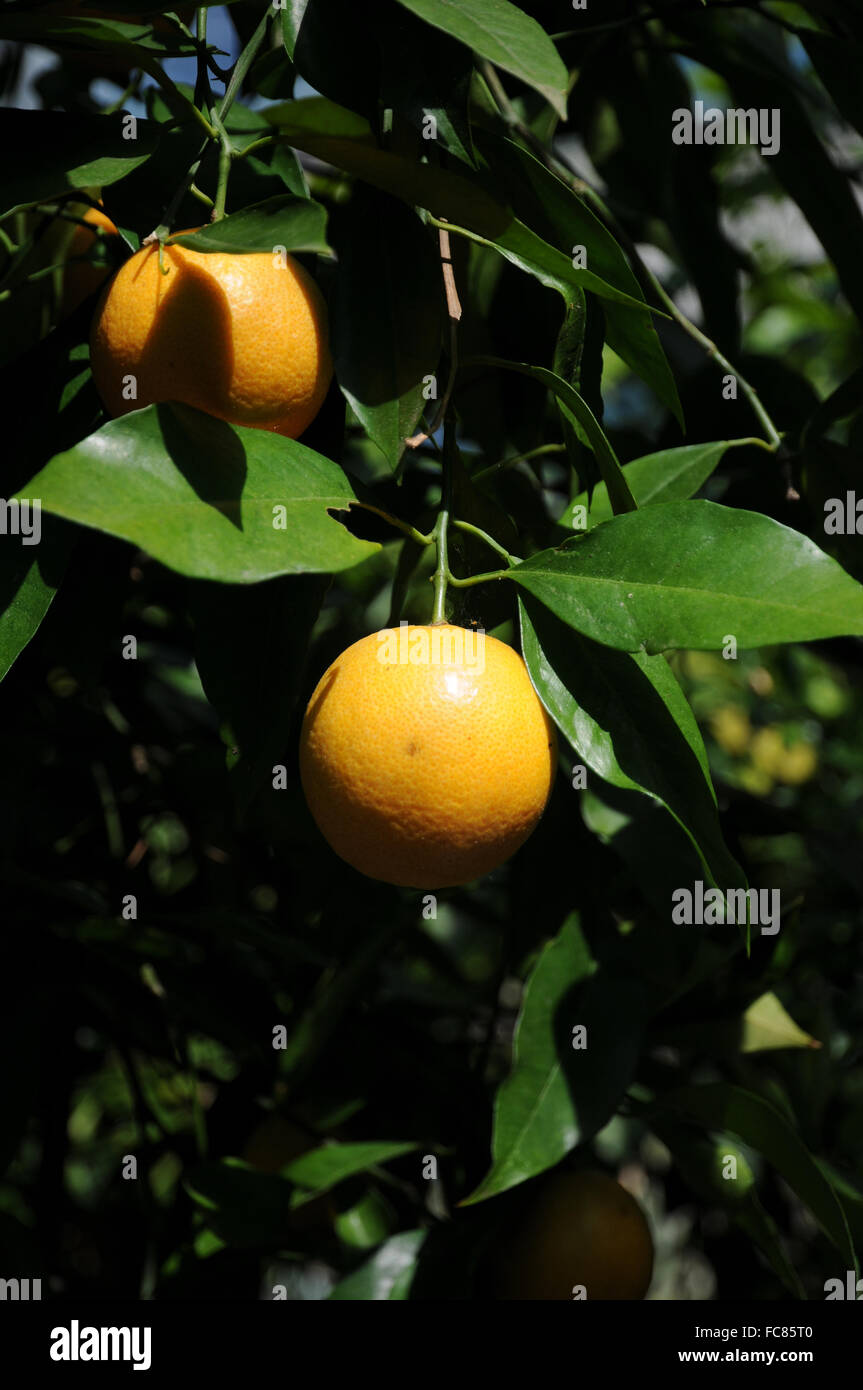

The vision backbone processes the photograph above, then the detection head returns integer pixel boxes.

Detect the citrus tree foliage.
[1,0,862,1301]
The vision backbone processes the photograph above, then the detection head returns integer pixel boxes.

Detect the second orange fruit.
[299,624,557,888]
[90,230,332,439]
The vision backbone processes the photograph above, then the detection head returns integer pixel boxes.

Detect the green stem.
[480,63,784,452]
[473,442,567,482]
[193,6,212,113]
[149,63,217,139]
[188,182,215,210]
[451,519,518,566]
[145,7,270,242]
[233,133,278,162]
[217,6,270,123]
[352,502,433,547]
[447,569,507,588]
[431,418,456,623]
[210,109,233,221]
[104,71,141,116]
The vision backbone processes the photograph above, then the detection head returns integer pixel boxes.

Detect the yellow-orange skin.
[299,624,558,889]
[90,231,332,439]
[61,204,120,316]
[493,1171,654,1301]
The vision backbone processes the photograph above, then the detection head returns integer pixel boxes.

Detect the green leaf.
[284,1140,418,1206]
[473,133,682,424]
[281,0,383,119]
[381,10,477,166]
[741,993,820,1053]
[169,196,329,255]
[328,1230,426,1300]
[470,356,636,514]
[23,404,378,583]
[465,915,648,1203]
[658,1115,805,1296]
[559,439,755,531]
[520,601,745,891]
[653,1084,857,1270]
[734,1192,809,1300]
[395,0,569,119]
[264,97,507,234]
[508,500,863,653]
[183,1160,300,1247]
[332,188,443,470]
[0,13,194,53]
[0,519,72,683]
[264,100,650,311]
[482,220,652,311]
[464,914,593,1203]
[0,110,158,218]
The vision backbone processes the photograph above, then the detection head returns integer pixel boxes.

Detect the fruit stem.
[211,109,233,222]
[430,417,456,623]
[143,7,270,242]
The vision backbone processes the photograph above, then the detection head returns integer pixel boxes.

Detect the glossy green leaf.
[283,1140,418,1206]
[0,520,72,683]
[328,1230,426,1300]
[381,10,477,165]
[520,601,745,891]
[264,97,507,234]
[332,188,443,470]
[264,100,650,310]
[0,13,193,52]
[396,0,568,119]
[470,356,636,513]
[23,404,378,583]
[474,133,682,423]
[559,440,754,532]
[0,110,158,218]
[169,196,329,255]
[509,501,863,653]
[464,914,593,1204]
[741,993,820,1053]
[654,1083,857,1269]
[465,915,648,1203]
[281,0,383,119]
[483,220,651,311]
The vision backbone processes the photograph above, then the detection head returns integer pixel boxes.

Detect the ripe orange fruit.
[299,623,557,888]
[61,203,121,316]
[492,1170,654,1301]
[90,230,332,439]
